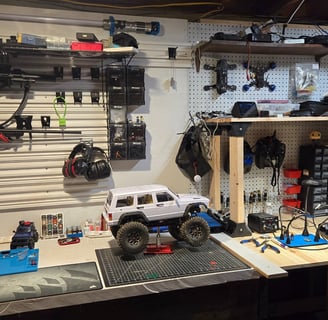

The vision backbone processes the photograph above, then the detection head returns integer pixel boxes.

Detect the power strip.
[283,38,305,44]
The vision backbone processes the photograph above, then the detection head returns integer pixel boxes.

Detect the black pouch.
[175,125,212,182]
[299,101,328,116]
[255,131,286,189]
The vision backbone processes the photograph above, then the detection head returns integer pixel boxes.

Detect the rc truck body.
[102,184,211,254]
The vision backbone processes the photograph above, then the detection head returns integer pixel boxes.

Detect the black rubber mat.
[0,262,102,303]
[96,240,250,287]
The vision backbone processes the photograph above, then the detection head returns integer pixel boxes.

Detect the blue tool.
[240,238,261,246]
[261,242,280,253]
[105,16,160,36]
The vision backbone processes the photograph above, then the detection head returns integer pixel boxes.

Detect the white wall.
[3,5,326,237]
[0,5,192,236]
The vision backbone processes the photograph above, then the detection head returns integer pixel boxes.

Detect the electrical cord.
[59,0,225,21]
[278,204,328,245]
[60,1,223,10]
[283,212,313,244]
[314,216,328,241]
[282,0,307,37]
[278,205,311,241]
[0,83,30,129]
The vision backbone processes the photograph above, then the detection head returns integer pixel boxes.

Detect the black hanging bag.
[255,131,286,189]
[175,125,212,181]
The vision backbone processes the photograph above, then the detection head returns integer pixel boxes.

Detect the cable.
[282,0,307,36]
[60,0,225,22]
[286,0,307,25]
[284,213,306,244]
[315,24,328,35]
[315,216,328,242]
[0,83,30,129]
[278,205,306,240]
[196,6,225,21]
[60,0,223,10]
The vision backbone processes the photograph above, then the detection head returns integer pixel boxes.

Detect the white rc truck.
[102,184,211,254]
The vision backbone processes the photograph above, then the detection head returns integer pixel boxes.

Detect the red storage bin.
[284,184,302,194]
[283,169,302,179]
[283,199,301,208]
[70,41,103,51]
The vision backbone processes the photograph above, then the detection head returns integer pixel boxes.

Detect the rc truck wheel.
[180,216,210,247]
[117,221,149,254]
[168,224,184,241]
[28,240,35,249]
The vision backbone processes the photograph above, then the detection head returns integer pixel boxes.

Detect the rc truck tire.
[180,216,210,247]
[168,224,184,241]
[117,221,149,254]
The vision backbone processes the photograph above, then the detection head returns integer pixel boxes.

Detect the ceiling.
[1,0,328,26]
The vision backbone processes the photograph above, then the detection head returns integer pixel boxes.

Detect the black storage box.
[110,142,127,160]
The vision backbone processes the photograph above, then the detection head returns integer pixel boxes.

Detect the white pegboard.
[187,21,328,209]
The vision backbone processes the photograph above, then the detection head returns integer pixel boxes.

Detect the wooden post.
[209,135,221,210]
[229,136,245,224]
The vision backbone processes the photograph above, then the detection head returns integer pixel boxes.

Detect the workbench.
[0,233,260,319]
[0,220,327,320]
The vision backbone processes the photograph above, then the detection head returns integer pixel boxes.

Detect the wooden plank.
[229,136,245,223]
[209,135,221,210]
[211,233,288,279]
[199,40,328,59]
[207,116,328,123]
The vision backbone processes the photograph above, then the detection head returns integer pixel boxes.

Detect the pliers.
[260,241,280,254]
[240,237,261,246]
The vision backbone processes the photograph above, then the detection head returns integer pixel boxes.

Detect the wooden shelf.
[206,116,328,124]
[195,39,328,71]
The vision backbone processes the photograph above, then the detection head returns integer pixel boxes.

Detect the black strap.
[270,157,281,194]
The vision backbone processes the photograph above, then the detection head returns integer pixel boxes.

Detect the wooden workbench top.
[233,213,328,271]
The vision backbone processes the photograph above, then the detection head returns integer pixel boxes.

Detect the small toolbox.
[0,248,39,275]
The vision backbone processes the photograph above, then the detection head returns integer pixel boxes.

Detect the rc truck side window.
[156,192,174,202]
[138,193,153,205]
[116,195,134,207]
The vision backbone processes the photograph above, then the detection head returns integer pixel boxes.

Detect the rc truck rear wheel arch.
[185,202,207,216]
[118,211,148,225]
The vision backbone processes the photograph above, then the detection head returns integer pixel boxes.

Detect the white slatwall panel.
[0,5,194,235]
[0,43,193,216]
[0,87,109,213]
[187,21,328,210]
